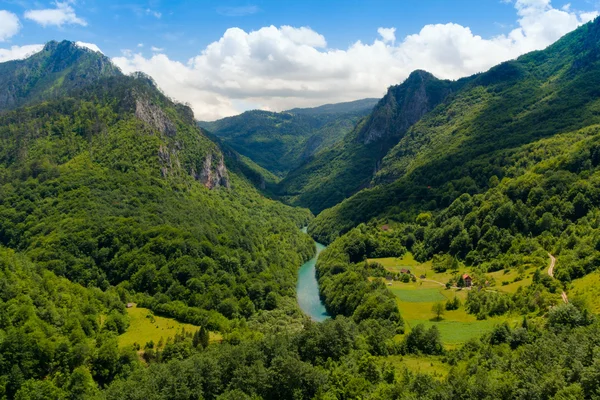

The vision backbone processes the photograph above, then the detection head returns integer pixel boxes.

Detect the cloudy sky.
[0,0,598,120]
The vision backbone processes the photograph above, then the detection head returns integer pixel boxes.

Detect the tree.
[193,326,210,349]
[432,302,445,321]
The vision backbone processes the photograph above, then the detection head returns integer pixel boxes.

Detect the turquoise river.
[296,231,330,322]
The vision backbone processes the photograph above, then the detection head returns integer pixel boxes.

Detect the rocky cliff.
[356,70,456,145]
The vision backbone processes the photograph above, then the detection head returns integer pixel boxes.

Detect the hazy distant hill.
[199,98,378,176]
[276,71,464,213]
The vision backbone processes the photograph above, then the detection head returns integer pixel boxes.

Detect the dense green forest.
[2,15,600,399]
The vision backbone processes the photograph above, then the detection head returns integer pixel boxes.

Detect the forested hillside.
[310,17,600,244]
[0,41,329,396]
[199,98,377,177]
[277,71,463,213]
[0,41,120,112]
[3,14,600,400]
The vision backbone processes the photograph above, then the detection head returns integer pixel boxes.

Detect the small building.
[381,225,390,231]
[400,268,411,275]
[126,303,134,308]
[462,274,472,288]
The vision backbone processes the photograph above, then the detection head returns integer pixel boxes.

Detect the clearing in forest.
[370,253,530,347]
[118,304,221,349]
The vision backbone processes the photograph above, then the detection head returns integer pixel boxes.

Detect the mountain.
[276,71,463,213]
[287,98,379,115]
[0,40,316,326]
[0,40,121,112]
[199,98,378,177]
[4,19,600,400]
[309,17,600,244]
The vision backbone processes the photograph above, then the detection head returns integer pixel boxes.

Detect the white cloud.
[25,1,87,27]
[377,27,396,43]
[151,46,164,52]
[137,43,144,48]
[0,44,43,62]
[0,10,21,41]
[107,0,597,120]
[75,41,102,53]
[146,9,161,18]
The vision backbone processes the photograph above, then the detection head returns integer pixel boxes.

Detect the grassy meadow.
[571,271,600,313]
[370,253,530,348]
[382,355,450,378]
[118,304,221,349]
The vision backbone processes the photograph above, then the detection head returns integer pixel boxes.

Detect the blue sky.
[0,0,591,61]
[1,0,599,119]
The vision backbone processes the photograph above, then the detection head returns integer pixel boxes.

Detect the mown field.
[370,253,531,348]
[118,305,221,349]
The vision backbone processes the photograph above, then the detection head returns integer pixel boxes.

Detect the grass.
[382,355,449,378]
[571,270,600,313]
[370,253,529,347]
[488,267,535,294]
[118,304,221,349]
[369,253,462,283]
[390,287,447,303]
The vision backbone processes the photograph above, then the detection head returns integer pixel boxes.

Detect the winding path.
[547,253,569,304]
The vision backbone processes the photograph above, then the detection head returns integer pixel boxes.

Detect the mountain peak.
[407,69,436,81]
[0,39,121,112]
[355,70,454,145]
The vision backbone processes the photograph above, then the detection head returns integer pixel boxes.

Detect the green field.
[371,253,528,347]
[390,287,447,303]
[382,355,449,377]
[118,305,221,349]
[571,271,600,313]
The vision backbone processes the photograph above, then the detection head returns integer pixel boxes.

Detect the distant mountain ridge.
[199,98,378,177]
[286,98,379,115]
[0,40,121,112]
[275,70,463,213]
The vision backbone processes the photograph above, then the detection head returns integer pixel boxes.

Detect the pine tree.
[193,326,210,348]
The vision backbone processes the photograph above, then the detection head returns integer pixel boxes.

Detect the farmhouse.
[462,274,472,288]
[400,268,411,275]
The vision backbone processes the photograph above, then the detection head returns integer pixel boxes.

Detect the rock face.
[193,153,230,189]
[356,70,455,145]
[135,97,177,137]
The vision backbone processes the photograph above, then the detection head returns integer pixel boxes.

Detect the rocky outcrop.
[356,70,455,145]
[158,143,182,178]
[135,97,177,137]
[192,153,230,189]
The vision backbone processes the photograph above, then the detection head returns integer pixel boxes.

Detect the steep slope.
[0,42,314,333]
[0,40,121,112]
[310,17,600,243]
[199,98,377,176]
[277,71,462,213]
[205,130,281,191]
